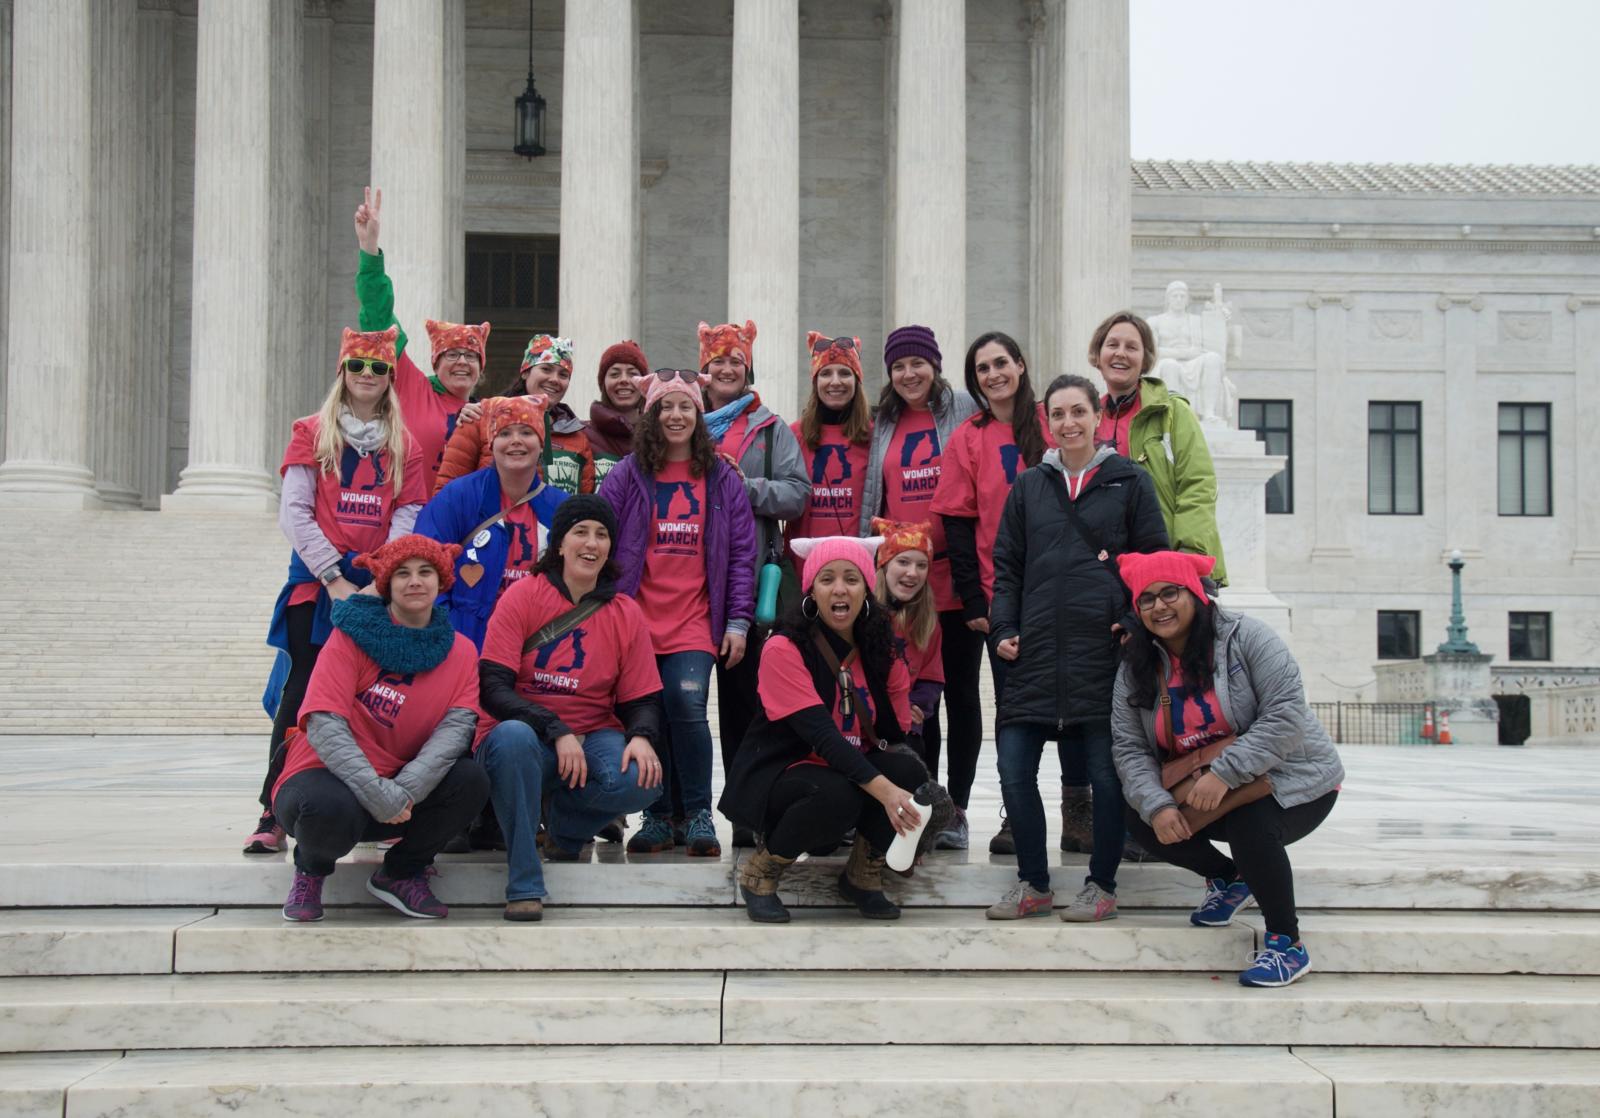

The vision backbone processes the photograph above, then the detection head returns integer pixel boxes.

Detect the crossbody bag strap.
[762,421,784,564]
[460,481,547,548]
[1047,470,1110,563]
[1157,657,1176,754]
[811,631,880,750]
[520,594,606,656]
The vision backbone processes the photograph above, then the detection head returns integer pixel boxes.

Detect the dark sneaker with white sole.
[366,868,449,918]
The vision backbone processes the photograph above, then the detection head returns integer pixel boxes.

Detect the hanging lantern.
[512,0,546,159]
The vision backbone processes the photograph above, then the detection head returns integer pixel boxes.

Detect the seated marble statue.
[1149,281,1229,425]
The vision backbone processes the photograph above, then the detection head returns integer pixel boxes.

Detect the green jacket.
[355,249,416,362]
[1125,376,1228,585]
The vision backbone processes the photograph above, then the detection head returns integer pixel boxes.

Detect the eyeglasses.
[342,358,393,377]
[438,349,480,365]
[652,369,700,384]
[1135,585,1185,612]
[811,336,858,354]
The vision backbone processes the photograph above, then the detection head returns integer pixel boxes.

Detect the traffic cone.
[1421,704,1435,741]
[1438,710,1453,745]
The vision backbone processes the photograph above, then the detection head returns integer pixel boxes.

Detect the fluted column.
[164,0,301,511]
[1,0,12,449]
[136,0,175,507]
[559,0,638,413]
[1569,294,1600,561]
[0,0,102,508]
[888,0,965,359]
[727,0,799,418]
[1308,292,1355,560]
[370,0,465,354]
[1439,293,1483,557]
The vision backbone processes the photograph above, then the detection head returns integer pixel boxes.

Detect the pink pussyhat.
[791,535,885,594]
[634,369,706,413]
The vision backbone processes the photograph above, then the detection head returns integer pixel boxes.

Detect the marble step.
[4,1045,1335,1118]
[1244,909,1600,975]
[1292,1046,1600,1117]
[0,909,215,977]
[720,971,1600,1048]
[0,972,723,1052]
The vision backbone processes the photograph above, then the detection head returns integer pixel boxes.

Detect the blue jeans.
[649,650,715,816]
[986,647,1088,787]
[996,718,1122,894]
[478,721,660,901]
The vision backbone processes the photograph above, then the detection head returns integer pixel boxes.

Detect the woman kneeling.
[1112,551,1344,987]
[476,495,665,922]
[720,536,950,924]
[274,535,490,922]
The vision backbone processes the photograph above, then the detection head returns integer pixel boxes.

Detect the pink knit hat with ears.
[791,535,886,594]
[635,369,707,413]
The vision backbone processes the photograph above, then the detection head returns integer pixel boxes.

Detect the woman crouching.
[273,535,490,922]
[1112,551,1344,987]
[719,536,951,924]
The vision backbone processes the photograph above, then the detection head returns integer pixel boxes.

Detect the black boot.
[838,835,901,919]
[738,847,796,923]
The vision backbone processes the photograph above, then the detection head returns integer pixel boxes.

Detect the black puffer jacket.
[989,448,1168,729]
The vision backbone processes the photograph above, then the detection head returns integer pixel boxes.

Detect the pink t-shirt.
[478,576,662,743]
[758,634,912,762]
[636,459,715,655]
[787,420,870,574]
[881,407,954,611]
[1096,391,1142,456]
[1157,659,1235,756]
[393,350,467,492]
[272,625,481,800]
[496,494,543,597]
[892,618,945,688]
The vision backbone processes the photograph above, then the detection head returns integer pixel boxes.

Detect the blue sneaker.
[1239,933,1312,987]
[684,809,721,858]
[1191,876,1254,926]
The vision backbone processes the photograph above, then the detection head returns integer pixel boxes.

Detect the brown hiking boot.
[838,834,900,919]
[1060,785,1094,853]
[738,847,796,923]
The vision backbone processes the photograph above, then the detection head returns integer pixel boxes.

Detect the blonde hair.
[874,560,937,651]
[311,370,409,497]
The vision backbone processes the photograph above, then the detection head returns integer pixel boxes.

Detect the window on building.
[1377,610,1421,660]
[1238,399,1293,514]
[1508,612,1552,661]
[1498,403,1552,516]
[464,234,559,389]
[1368,402,1422,515]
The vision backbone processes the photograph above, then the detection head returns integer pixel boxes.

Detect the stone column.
[135,0,176,508]
[888,0,964,361]
[0,0,102,508]
[1308,292,1355,560]
[0,0,11,452]
[559,0,638,414]
[370,0,466,356]
[300,1,334,419]
[164,0,301,511]
[1207,426,1292,639]
[1439,292,1484,556]
[727,0,799,418]
[1570,294,1600,561]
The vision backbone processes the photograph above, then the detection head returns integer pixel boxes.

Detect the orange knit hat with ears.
[424,319,491,369]
[698,319,757,370]
[870,517,933,569]
[807,331,863,382]
[486,394,550,441]
[353,534,463,596]
[337,325,399,370]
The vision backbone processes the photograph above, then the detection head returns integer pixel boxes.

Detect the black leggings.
[1124,790,1338,941]
[259,602,322,810]
[934,610,986,809]
[715,626,768,779]
[762,749,927,860]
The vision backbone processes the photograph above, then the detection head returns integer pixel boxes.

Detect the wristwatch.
[318,566,343,586]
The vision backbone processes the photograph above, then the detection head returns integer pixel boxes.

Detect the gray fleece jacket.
[857,386,980,534]
[1111,608,1344,824]
[722,400,809,565]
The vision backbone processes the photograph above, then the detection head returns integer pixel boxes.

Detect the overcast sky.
[1130,0,1599,166]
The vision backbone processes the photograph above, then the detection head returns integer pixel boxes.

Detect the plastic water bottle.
[755,561,783,625]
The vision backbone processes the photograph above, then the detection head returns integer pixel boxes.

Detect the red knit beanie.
[1116,550,1216,605]
[807,330,863,382]
[353,534,462,596]
[597,339,649,395]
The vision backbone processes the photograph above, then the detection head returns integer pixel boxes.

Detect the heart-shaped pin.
[459,562,484,587]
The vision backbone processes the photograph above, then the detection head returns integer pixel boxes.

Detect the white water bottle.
[886,794,935,872]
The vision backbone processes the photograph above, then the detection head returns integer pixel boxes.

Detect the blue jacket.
[416,466,568,649]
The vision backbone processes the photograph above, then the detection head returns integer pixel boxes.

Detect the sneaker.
[281,869,325,922]
[933,806,969,851]
[1059,880,1118,922]
[1239,933,1312,987]
[684,809,721,857]
[366,868,449,919]
[985,881,1054,920]
[627,812,676,854]
[1191,876,1255,927]
[988,813,1015,855]
[243,810,285,855]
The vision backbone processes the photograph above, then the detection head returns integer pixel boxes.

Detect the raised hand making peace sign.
[354,186,382,255]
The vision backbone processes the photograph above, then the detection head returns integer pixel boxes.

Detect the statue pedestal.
[1375,652,1500,745]
[1205,425,1292,641]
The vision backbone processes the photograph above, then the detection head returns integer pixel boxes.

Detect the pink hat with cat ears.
[634,369,707,413]
[791,535,886,594]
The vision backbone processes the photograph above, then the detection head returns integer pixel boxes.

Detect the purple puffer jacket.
[598,453,757,643]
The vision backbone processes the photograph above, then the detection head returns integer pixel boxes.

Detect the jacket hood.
[588,399,637,439]
[548,402,585,434]
[1040,444,1119,477]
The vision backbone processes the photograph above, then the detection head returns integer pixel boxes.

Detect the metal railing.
[1310,701,1430,745]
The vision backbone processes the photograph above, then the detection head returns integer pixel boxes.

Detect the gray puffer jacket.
[1111,608,1344,824]
[857,386,979,534]
[722,400,808,565]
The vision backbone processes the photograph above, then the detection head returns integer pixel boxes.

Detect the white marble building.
[1,0,1597,701]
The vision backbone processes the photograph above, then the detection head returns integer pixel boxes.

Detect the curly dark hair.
[776,590,897,695]
[1120,592,1218,709]
[632,398,719,478]
[964,331,1046,469]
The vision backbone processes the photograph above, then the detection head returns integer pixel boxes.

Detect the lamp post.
[1437,548,1481,655]
[513,0,546,159]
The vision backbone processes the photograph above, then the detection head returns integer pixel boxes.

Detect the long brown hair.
[632,398,718,478]
[799,375,871,450]
[964,331,1046,468]
[874,563,937,650]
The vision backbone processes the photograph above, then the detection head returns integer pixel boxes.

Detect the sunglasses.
[652,369,700,384]
[1135,585,1186,612]
[342,357,393,377]
[811,336,858,354]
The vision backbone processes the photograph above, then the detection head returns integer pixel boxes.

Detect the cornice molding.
[465,152,668,190]
[1436,292,1484,312]
[1566,294,1600,311]
[1132,234,1600,255]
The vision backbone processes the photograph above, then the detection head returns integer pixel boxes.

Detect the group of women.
[248,186,1343,988]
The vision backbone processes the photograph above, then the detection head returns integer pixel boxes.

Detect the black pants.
[273,758,490,878]
[1124,790,1338,941]
[260,602,322,810]
[715,626,768,783]
[762,749,927,860]
[935,610,987,809]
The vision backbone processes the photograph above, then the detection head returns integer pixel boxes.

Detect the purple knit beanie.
[883,324,942,372]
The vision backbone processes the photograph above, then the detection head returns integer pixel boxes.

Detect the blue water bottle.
[756,561,783,625]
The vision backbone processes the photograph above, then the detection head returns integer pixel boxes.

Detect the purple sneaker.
[282,870,325,922]
[366,868,448,919]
